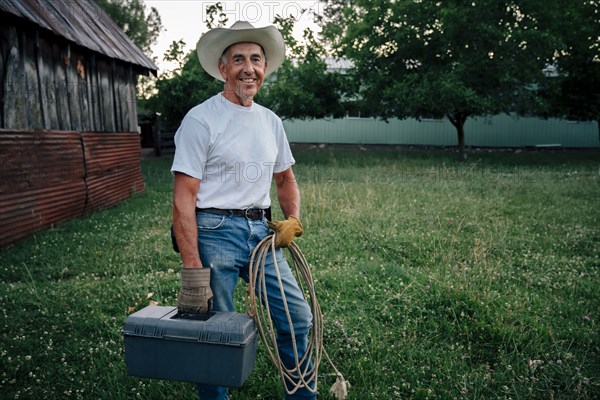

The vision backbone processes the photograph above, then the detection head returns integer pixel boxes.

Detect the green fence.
[284,114,599,148]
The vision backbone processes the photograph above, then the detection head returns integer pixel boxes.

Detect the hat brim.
[196,24,285,82]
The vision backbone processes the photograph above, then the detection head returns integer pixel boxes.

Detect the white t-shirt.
[171,93,295,209]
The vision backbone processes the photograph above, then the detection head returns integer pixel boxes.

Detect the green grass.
[1,146,599,399]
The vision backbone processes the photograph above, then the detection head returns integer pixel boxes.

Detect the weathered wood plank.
[127,64,137,132]
[53,42,71,130]
[89,53,101,131]
[38,33,59,130]
[77,53,90,131]
[114,63,134,132]
[98,58,115,132]
[24,31,43,128]
[111,61,121,132]
[64,45,81,131]
[4,26,27,129]
[1,20,145,133]
[0,22,6,128]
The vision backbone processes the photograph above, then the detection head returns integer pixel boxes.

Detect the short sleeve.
[273,117,295,173]
[170,115,210,180]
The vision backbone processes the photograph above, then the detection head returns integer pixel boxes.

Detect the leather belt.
[196,207,266,220]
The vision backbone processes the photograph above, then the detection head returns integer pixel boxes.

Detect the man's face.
[218,42,267,107]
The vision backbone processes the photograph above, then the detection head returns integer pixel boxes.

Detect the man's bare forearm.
[173,173,203,268]
[275,168,300,218]
[173,206,202,268]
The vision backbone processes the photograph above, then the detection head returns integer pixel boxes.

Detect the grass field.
[1,146,599,399]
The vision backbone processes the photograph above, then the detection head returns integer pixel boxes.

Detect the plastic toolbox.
[123,305,257,386]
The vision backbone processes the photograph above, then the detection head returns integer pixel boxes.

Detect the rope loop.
[247,233,345,397]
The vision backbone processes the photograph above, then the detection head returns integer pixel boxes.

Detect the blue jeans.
[195,211,316,400]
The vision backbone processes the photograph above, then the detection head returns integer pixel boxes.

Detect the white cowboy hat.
[196,21,286,82]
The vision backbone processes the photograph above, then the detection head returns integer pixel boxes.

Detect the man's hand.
[268,216,303,248]
[177,268,213,315]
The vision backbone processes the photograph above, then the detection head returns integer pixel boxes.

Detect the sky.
[145,1,323,74]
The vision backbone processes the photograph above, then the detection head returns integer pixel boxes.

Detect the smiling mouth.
[240,78,257,84]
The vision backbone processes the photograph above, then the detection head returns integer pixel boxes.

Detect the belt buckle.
[245,208,261,220]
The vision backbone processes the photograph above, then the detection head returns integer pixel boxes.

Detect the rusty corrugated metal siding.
[0,182,88,242]
[83,132,144,213]
[0,0,157,72]
[0,130,144,246]
[0,130,87,245]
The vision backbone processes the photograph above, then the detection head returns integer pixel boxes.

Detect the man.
[170,21,316,400]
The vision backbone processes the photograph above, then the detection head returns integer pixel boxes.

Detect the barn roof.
[0,0,157,73]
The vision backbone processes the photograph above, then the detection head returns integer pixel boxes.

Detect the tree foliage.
[320,0,558,159]
[147,43,222,128]
[141,5,227,126]
[257,15,347,120]
[145,3,347,127]
[96,0,162,54]
[540,1,600,135]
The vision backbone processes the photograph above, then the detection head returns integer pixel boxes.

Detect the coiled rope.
[246,233,349,399]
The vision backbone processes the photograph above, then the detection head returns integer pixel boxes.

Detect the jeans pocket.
[197,213,226,230]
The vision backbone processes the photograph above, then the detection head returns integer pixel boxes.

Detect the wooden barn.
[0,0,158,246]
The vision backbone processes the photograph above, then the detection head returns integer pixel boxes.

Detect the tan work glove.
[177,268,213,315]
[268,216,303,248]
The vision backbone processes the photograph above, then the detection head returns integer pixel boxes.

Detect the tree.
[96,0,162,55]
[142,4,226,127]
[145,4,347,127]
[539,1,600,138]
[257,15,347,120]
[320,0,557,159]
[146,43,222,128]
